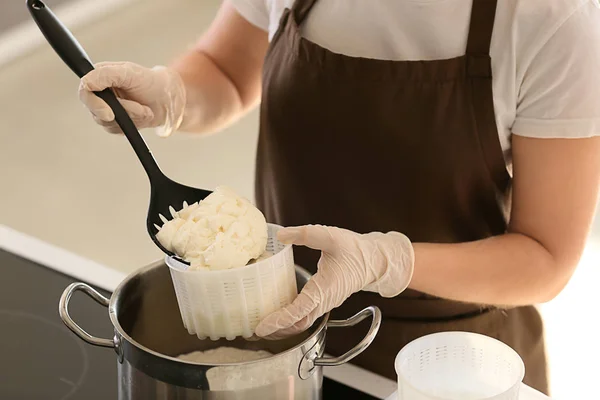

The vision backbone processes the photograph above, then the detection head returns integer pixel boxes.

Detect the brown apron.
[255,0,549,394]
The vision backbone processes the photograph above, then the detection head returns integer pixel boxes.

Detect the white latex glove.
[79,62,186,137]
[254,225,415,339]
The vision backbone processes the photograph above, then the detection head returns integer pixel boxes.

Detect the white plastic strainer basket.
[166,224,297,340]
[395,332,525,400]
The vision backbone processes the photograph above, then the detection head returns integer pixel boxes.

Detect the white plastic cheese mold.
[167,223,297,340]
[395,331,525,400]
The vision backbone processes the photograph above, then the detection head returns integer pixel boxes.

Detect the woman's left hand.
[254,225,415,339]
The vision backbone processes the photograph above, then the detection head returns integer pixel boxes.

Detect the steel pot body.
[59,261,381,399]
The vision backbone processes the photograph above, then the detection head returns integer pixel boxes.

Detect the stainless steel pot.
[59,261,381,399]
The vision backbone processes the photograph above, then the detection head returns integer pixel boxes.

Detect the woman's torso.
[232,0,598,166]
[249,0,551,390]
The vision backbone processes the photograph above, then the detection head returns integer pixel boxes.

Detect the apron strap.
[465,0,510,194]
[466,0,498,56]
[292,0,319,25]
[465,0,498,78]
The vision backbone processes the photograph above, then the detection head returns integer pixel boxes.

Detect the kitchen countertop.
[0,224,553,400]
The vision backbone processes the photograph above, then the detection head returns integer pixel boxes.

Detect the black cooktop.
[0,249,379,400]
[0,249,116,399]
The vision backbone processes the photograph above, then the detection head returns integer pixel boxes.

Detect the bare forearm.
[170,50,251,134]
[409,233,574,306]
[168,1,267,134]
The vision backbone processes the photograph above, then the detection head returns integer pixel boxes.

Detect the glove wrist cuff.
[363,232,415,297]
[153,66,186,137]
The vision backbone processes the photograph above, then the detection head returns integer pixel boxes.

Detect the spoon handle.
[27,0,166,182]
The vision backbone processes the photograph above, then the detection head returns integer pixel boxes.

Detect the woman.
[79,0,600,394]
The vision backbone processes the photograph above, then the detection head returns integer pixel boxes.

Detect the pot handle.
[59,282,115,348]
[315,305,382,367]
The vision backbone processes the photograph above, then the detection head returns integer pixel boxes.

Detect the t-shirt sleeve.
[512,1,600,139]
[228,0,270,31]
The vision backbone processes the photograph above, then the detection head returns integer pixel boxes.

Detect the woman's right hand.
[79,2,269,137]
[79,62,186,137]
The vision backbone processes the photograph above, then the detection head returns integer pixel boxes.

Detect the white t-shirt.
[230,0,600,163]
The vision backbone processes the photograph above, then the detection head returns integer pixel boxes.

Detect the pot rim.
[108,261,329,366]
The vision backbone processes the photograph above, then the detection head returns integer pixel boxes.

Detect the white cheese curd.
[157,186,268,270]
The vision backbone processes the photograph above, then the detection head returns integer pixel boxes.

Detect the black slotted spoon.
[27,0,211,263]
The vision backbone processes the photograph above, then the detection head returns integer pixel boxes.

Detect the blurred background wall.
[0,0,597,398]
